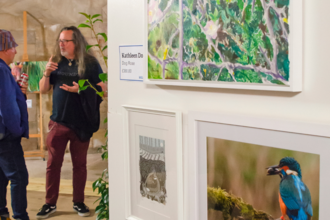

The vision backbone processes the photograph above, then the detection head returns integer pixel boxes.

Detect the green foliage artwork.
[148,0,291,85]
[22,61,47,92]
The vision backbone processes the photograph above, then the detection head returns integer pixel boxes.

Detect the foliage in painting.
[24,61,47,92]
[148,0,290,85]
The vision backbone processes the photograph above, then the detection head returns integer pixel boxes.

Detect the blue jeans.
[0,138,29,220]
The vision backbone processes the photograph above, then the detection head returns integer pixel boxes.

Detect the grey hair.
[52,26,95,77]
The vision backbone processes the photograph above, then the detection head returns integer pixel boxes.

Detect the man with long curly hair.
[37,26,106,219]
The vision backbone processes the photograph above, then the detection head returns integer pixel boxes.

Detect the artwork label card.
[120,45,144,81]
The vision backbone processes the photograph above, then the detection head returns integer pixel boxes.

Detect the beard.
[61,51,68,57]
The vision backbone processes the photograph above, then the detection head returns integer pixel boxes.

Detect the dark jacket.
[0,58,29,140]
[65,84,103,142]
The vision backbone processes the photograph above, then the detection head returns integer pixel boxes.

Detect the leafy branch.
[77,13,108,97]
[78,79,105,97]
[79,13,108,68]
[78,12,109,220]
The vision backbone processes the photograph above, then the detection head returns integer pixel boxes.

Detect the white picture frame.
[144,0,302,92]
[186,111,330,220]
[123,105,184,220]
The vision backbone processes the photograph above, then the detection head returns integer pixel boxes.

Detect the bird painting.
[267,157,313,220]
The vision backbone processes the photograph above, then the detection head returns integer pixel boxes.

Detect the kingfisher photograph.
[207,137,320,220]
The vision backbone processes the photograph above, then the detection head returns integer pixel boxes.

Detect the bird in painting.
[267,157,313,220]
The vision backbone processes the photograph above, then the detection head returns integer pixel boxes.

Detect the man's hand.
[20,82,28,95]
[45,55,58,76]
[97,82,107,98]
[59,82,79,93]
[11,64,21,81]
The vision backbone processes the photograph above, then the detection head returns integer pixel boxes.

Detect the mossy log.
[207,187,282,220]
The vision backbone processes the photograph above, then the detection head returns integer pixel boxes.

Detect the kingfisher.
[267,157,313,220]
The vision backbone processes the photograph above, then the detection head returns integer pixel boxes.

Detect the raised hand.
[11,63,21,81]
[45,55,58,76]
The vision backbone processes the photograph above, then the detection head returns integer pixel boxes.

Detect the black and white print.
[139,136,167,204]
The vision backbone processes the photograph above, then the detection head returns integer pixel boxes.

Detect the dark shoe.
[73,203,90,217]
[36,204,56,219]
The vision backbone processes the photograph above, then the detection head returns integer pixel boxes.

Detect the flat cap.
[0,29,18,51]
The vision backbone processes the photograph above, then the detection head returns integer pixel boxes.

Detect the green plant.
[78,12,109,220]
[78,12,108,96]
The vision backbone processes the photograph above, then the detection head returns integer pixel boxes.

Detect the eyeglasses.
[58,39,74,44]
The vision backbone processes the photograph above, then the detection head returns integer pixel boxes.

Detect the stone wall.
[0,0,107,152]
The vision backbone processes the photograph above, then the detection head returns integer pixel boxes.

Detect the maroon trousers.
[45,120,90,205]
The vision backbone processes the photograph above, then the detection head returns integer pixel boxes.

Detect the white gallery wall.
[107,0,330,219]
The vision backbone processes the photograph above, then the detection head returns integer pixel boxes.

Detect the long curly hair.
[52,26,95,77]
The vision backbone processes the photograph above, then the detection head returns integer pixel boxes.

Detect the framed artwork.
[123,105,184,220]
[145,0,302,91]
[25,61,47,92]
[11,61,47,92]
[186,112,330,220]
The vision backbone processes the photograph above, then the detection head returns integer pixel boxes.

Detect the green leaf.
[93,19,103,23]
[237,0,244,10]
[104,56,108,61]
[103,193,108,202]
[85,20,90,23]
[86,45,93,51]
[86,44,99,51]
[102,151,108,160]
[96,91,104,97]
[99,73,107,82]
[78,79,87,87]
[93,197,102,204]
[92,181,97,191]
[103,117,108,123]
[104,130,108,137]
[79,12,90,19]
[101,169,107,178]
[102,45,108,51]
[96,213,103,220]
[91,14,101,19]
[95,204,105,213]
[78,85,89,94]
[245,5,252,22]
[78,23,91,29]
[97,33,108,42]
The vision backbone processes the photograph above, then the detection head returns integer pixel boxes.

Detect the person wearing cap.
[0,29,30,220]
